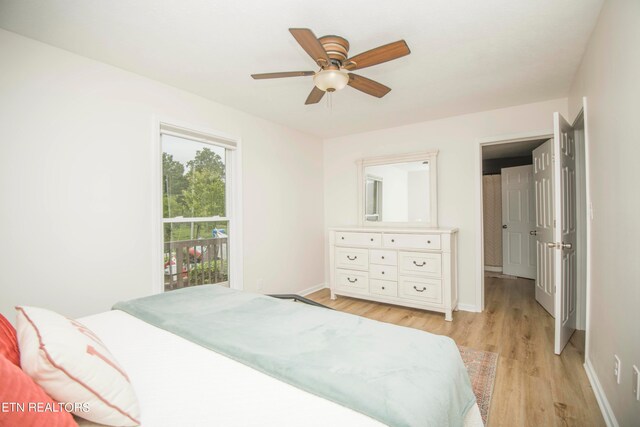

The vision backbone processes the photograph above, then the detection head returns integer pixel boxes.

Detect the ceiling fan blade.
[343,40,410,70]
[251,71,315,79]
[347,74,391,98]
[305,86,325,105]
[289,28,331,67]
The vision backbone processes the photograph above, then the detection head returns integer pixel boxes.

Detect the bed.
[75,285,483,427]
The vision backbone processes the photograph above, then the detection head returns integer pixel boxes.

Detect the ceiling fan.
[251,28,411,105]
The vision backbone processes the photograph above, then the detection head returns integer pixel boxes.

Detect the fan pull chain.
[326,91,333,110]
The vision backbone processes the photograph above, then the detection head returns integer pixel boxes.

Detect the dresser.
[329,227,459,321]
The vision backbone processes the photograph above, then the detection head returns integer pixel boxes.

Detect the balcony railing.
[163,237,228,291]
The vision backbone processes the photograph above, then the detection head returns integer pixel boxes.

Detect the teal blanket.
[114,285,475,427]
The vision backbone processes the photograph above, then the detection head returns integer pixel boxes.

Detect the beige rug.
[458,346,499,425]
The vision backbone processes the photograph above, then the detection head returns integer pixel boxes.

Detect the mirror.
[358,151,438,227]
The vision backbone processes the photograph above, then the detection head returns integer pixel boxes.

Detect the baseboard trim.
[298,283,327,297]
[457,303,481,313]
[484,266,503,273]
[584,358,619,427]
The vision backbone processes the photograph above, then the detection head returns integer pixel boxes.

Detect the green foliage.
[163,221,227,242]
[162,153,187,217]
[187,148,225,179]
[183,169,225,217]
[187,260,229,283]
[163,147,226,221]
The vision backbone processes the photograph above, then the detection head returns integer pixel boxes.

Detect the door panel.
[501,165,536,279]
[533,140,555,316]
[554,112,577,355]
[508,233,522,264]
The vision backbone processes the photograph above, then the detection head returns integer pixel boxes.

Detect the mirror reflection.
[364,160,431,223]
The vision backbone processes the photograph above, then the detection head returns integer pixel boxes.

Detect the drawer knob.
[391,239,395,243]
[413,261,427,267]
[347,278,358,283]
[382,286,385,290]
[413,286,427,292]
[381,271,385,275]
[381,256,385,259]
[370,238,374,241]
[341,237,345,240]
[347,255,357,260]
[427,240,431,244]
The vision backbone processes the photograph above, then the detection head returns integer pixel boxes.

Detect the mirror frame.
[357,150,438,228]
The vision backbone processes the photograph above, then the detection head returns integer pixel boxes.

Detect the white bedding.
[78,310,483,427]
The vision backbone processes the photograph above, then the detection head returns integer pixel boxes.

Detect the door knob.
[560,242,573,250]
[529,230,538,236]
[547,242,557,249]
[502,225,507,229]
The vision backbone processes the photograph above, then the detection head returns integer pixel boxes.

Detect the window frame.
[152,118,243,293]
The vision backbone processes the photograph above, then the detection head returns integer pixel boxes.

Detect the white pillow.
[16,306,140,426]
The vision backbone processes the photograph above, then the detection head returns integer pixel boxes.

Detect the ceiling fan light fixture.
[252,28,409,104]
[313,69,349,92]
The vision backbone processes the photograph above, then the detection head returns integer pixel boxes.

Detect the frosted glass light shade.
[313,69,349,92]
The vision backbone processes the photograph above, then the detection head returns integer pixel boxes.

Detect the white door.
[553,112,577,355]
[533,140,555,316]
[501,165,536,279]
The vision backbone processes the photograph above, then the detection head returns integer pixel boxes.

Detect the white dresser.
[329,227,459,321]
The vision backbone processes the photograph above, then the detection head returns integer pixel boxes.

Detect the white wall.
[324,98,568,308]
[0,29,325,321]
[365,164,408,222]
[407,169,430,222]
[568,0,640,424]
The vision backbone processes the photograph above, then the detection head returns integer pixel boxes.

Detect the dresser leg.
[330,290,336,300]
[445,311,453,322]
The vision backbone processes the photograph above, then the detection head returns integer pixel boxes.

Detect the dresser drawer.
[369,249,397,266]
[335,248,369,271]
[399,252,442,278]
[336,232,382,248]
[369,264,398,281]
[399,276,442,304]
[382,234,441,250]
[370,279,398,297]
[335,269,369,294]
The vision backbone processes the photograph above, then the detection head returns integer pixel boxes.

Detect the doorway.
[477,113,589,355]
[482,141,546,280]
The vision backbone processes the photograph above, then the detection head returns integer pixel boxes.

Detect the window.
[160,124,239,291]
[365,175,383,221]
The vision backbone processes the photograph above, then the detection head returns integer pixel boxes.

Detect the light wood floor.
[308,275,604,427]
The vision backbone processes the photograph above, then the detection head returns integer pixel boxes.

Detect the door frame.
[474,102,591,338]
[571,109,589,332]
[475,130,553,312]
[575,98,593,359]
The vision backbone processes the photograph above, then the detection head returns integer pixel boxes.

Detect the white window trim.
[151,117,243,294]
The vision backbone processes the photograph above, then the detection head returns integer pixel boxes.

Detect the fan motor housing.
[318,35,350,63]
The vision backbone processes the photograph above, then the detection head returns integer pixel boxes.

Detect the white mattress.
[78,310,483,427]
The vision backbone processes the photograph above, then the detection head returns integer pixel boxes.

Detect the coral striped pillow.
[0,352,78,427]
[0,313,20,366]
[16,306,140,426]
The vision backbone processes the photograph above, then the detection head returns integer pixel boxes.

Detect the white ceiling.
[0,0,603,138]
